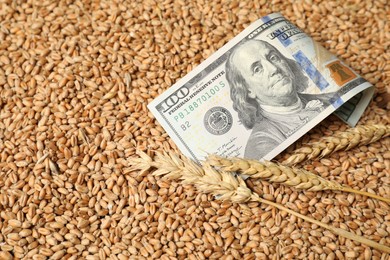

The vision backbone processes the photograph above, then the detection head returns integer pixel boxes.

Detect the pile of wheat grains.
[0,0,389,259]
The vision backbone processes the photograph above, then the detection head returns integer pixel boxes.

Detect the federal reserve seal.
[203,107,233,135]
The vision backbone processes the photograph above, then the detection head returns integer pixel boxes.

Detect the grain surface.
[0,0,389,259]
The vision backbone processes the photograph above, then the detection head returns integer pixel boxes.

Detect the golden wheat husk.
[206,154,390,204]
[128,151,390,253]
[282,124,390,166]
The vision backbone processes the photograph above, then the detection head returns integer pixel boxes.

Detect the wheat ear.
[282,124,390,166]
[206,154,390,204]
[128,151,390,254]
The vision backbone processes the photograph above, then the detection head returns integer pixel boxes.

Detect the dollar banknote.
[148,13,374,162]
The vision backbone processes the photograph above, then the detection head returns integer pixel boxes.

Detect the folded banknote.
[148,13,374,162]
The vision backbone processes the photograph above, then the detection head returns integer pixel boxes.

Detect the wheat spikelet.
[282,124,390,166]
[128,151,390,253]
[206,154,390,203]
[128,151,252,203]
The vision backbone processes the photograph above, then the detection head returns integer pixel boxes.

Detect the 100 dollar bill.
[148,13,374,162]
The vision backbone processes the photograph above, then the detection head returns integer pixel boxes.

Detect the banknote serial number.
[173,81,226,130]
[161,71,226,114]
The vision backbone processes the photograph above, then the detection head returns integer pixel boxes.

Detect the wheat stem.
[128,151,390,253]
[250,193,390,254]
[339,186,390,202]
[282,124,390,166]
[206,154,390,204]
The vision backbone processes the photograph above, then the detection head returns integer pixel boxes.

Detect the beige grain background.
[0,0,389,259]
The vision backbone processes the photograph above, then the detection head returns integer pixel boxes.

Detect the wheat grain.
[207,154,390,204]
[0,0,389,258]
[128,151,390,253]
[283,124,390,166]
